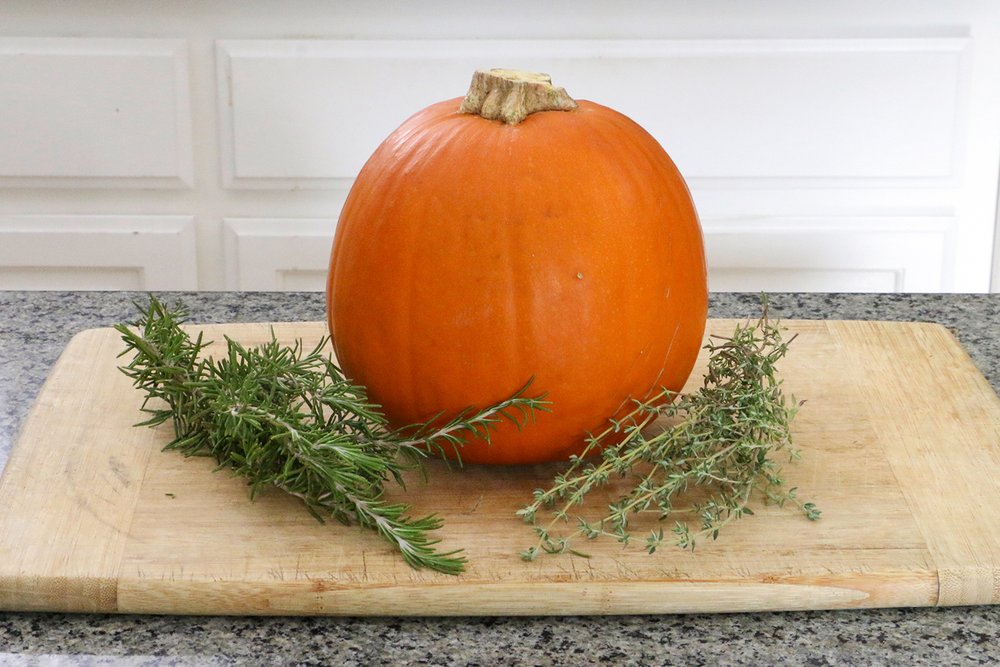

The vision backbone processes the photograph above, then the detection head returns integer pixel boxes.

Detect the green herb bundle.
[115,296,545,575]
[518,305,820,560]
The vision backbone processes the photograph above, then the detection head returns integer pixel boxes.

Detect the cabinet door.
[3,2,999,292]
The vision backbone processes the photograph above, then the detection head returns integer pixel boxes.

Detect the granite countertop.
[1,290,999,666]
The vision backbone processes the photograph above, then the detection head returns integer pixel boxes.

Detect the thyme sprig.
[115,296,546,575]
[518,303,820,561]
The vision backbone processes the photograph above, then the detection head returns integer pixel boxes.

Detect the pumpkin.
[327,69,708,465]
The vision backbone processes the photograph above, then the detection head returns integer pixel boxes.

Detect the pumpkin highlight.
[327,69,708,465]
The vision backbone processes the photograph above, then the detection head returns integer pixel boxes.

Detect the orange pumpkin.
[327,69,707,465]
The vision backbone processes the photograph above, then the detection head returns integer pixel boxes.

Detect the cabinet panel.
[0,215,198,290]
[223,218,335,291]
[219,39,965,188]
[704,218,951,293]
[0,38,193,187]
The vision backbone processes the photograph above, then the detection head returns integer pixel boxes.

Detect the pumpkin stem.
[459,69,578,125]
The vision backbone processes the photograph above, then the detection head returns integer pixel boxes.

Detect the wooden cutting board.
[2,319,1000,616]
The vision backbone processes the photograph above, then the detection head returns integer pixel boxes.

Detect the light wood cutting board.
[2,319,1000,616]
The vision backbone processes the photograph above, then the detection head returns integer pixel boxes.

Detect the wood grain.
[1,319,999,615]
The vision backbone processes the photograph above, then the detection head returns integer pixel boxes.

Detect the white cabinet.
[1,1,999,292]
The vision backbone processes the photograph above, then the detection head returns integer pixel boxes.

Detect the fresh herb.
[115,296,545,575]
[518,302,819,561]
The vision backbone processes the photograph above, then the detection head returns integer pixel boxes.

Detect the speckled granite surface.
[1,291,999,666]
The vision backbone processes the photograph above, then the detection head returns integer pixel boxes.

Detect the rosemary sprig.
[518,302,820,561]
[115,295,546,575]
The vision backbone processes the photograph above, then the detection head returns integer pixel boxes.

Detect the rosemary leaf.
[518,297,820,560]
[115,295,545,575]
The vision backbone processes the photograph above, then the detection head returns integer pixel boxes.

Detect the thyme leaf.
[519,297,820,561]
[115,295,546,575]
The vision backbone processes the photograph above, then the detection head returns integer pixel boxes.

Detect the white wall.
[1,1,999,292]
